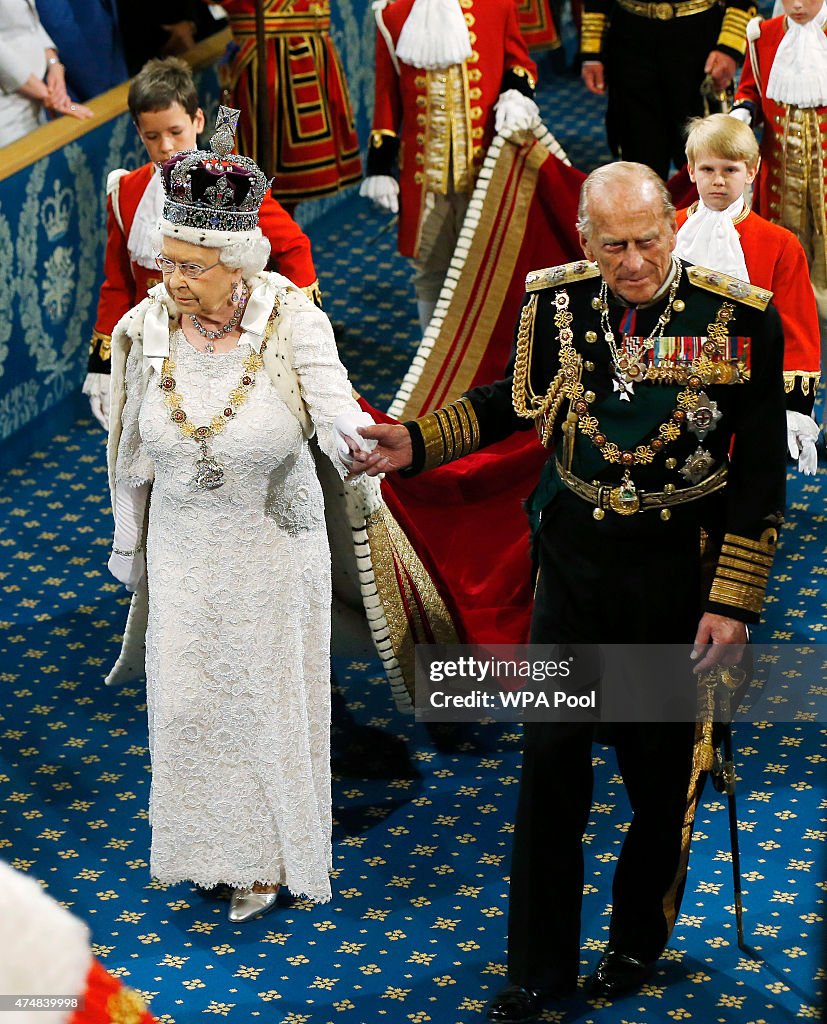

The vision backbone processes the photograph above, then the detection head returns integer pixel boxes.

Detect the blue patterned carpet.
[1,60,825,1024]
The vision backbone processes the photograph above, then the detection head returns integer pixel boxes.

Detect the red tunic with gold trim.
[88,162,319,373]
[213,0,362,203]
[517,0,559,50]
[676,205,821,412]
[368,0,537,259]
[733,16,827,289]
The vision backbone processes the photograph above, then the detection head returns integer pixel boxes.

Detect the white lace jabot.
[766,4,827,107]
[674,197,750,282]
[127,168,165,270]
[395,0,472,69]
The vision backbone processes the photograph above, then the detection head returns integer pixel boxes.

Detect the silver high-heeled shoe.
[227,886,280,923]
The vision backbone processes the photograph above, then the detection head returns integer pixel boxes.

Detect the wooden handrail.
[0,28,231,184]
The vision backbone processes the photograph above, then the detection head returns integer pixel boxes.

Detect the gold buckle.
[608,486,641,515]
[654,2,674,17]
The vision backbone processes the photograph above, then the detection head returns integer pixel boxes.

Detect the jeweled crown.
[160,107,270,233]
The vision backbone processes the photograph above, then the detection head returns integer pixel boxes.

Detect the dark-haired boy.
[84,57,319,428]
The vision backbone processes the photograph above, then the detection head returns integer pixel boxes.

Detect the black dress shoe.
[589,949,655,997]
[486,984,566,1023]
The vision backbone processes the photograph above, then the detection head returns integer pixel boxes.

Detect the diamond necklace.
[189,282,248,352]
[598,258,683,399]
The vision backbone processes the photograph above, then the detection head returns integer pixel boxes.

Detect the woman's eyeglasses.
[155,255,222,279]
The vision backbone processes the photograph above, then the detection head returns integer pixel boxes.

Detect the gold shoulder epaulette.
[687,265,773,311]
[525,260,600,292]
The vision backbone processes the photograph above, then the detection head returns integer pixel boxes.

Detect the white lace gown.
[117,311,356,902]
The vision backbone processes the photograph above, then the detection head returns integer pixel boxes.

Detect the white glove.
[787,410,820,475]
[108,481,150,592]
[729,107,752,125]
[333,411,378,468]
[82,371,110,430]
[359,175,399,215]
[494,89,541,137]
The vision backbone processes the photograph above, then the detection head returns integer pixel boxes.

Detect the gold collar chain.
[158,336,267,489]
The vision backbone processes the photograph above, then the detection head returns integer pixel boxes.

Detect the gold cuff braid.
[581,11,607,54]
[89,329,112,362]
[301,280,323,307]
[416,397,481,471]
[709,529,777,615]
[718,5,755,55]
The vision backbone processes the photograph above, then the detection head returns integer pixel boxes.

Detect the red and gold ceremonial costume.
[213,0,361,203]
[88,162,319,374]
[733,14,827,328]
[366,0,537,260]
[676,204,821,412]
[516,0,559,50]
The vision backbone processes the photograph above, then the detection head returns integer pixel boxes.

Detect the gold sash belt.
[555,459,728,516]
[616,0,718,19]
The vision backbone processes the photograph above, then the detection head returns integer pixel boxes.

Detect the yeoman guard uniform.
[363,0,538,328]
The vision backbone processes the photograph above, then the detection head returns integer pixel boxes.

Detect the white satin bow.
[140,279,279,374]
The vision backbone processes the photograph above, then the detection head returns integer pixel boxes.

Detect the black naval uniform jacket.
[579,0,755,179]
[404,259,787,629]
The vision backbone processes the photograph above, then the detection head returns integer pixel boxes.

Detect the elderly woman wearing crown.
[104,107,387,923]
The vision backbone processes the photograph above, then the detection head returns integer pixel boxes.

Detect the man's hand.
[704,50,736,91]
[691,612,747,673]
[582,61,605,95]
[348,423,413,477]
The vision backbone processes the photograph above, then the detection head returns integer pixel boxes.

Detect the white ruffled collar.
[395,0,472,70]
[766,4,827,107]
[138,273,287,374]
[127,167,165,270]
[674,197,749,282]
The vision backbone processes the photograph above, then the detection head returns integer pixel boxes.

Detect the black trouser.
[506,492,709,991]
[604,6,723,180]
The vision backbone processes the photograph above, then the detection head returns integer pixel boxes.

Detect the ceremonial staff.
[704,664,759,957]
[254,0,274,179]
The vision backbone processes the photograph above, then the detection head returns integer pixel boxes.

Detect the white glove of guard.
[108,481,150,592]
[494,89,541,137]
[333,411,379,468]
[82,372,111,430]
[729,107,752,125]
[787,410,820,475]
[359,175,400,215]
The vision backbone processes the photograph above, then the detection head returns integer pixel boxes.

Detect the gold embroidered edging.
[783,370,821,395]
[687,264,772,309]
[301,279,323,307]
[709,531,777,614]
[718,5,755,55]
[365,505,459,698]
[417,397,481,470]
[90,329,112,361]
